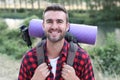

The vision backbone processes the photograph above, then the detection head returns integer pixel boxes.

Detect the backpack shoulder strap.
[36,40,78,66]
[67,42,78,66]
[36,40,45,65]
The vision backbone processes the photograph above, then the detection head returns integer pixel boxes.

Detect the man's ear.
[66,23,70,31]
[42,21,45,31]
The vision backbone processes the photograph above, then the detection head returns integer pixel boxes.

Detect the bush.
[90,33,120,75]
[0,28,28,59]
[0,17,42,59]
[0,19,8,44]
[88,7,120,26]
[69,11,93,24]
[0,9,43,19]
[0,12,29,19]
[22,15,39,26]
[0,19,29,59]
[0,19,8,31]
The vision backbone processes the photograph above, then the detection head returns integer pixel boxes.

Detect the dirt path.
[0,54,21,80]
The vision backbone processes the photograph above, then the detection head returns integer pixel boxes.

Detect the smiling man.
[18,4,95,80]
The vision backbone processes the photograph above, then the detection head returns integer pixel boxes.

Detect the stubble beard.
[45,29,66,43]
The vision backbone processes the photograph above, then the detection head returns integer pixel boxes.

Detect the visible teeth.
[52,31,58,34]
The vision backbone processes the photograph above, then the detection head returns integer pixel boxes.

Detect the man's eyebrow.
[57,19,63,20]
[45,19,52,22]
[56,19,64,22]
[45,19,64,21]
[46,19,52,21]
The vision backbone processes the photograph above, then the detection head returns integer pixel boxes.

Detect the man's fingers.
[62,63,77,80]
[38,63,47,68]
[63,63,73,70]
[36,63,48,71]
[62,67,69,73]
[34,62,50,78]
[45,70,50,77]
[61,70,67,79]
[40,64,48,71]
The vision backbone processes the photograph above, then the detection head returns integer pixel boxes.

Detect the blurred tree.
[19,0,22,8]
[85,0,120,10]
[28,0,34,11]
[25,0,28,9]
[14,0,17,13]
[37,0,40,9]
[27,0,41,10]
[0,0,7,10]
[84,0,120,23]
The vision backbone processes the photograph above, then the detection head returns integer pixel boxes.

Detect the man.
[18,4,95,80]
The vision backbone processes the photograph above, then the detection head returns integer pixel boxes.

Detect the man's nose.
[51,22,58,29]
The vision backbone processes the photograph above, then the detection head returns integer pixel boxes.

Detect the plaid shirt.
[18,40,95,80]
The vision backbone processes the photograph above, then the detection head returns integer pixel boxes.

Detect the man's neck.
[46,39,65,59]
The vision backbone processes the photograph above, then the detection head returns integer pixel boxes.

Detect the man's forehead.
[44,11,66,17]
[43,11,67,22]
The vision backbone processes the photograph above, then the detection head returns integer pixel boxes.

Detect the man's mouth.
[49,29,62,33]
[48,29,62,37]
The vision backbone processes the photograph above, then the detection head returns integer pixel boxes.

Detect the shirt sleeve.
[18,49,37,80]
[81,55,95,80]
[18,54,30,80]
[76,47,95,80]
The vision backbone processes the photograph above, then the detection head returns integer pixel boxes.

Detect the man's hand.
[62,63,80,80]
[31,63,50,80]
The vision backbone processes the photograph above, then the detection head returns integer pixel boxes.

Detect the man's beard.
[45,29,66,43]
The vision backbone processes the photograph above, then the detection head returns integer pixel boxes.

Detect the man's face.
[43,11,69,43]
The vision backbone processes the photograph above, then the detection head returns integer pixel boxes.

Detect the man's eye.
[57,20,63,23]
[46,20,52,23]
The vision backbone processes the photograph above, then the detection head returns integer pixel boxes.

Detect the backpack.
[36,40,78,66]
[20,27,79,66]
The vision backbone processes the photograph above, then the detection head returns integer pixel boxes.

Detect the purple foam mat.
[29,19,97,45]
[29,19,44,37]
[69,24,97,44]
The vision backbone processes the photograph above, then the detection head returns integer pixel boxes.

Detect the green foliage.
[0,17,43,59]
[0,19,8,30]
[0,0,120,25]
[90,33,120,75]
[0,9,43,19]
[86,0,119,12]
[0,19,8,45]
[0,19,28,59]
[90,7,120,22]
[87,1,120,25]
[68,10,93,24]
[0,12,29,19]
[22,15,39,26]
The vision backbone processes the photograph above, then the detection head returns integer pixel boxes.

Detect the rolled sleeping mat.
[29,19,44,37]
[29,19,97,45]
[69,24,97,44]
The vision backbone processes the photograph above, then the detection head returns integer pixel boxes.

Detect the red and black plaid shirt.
[18,40,95,80]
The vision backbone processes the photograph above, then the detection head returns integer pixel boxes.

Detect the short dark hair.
[43,4,69,22]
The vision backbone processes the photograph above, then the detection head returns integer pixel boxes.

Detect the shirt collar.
[60,40,70,57]
[44,40,70,57]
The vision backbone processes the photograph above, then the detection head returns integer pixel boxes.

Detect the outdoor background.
[0,0,120,80]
